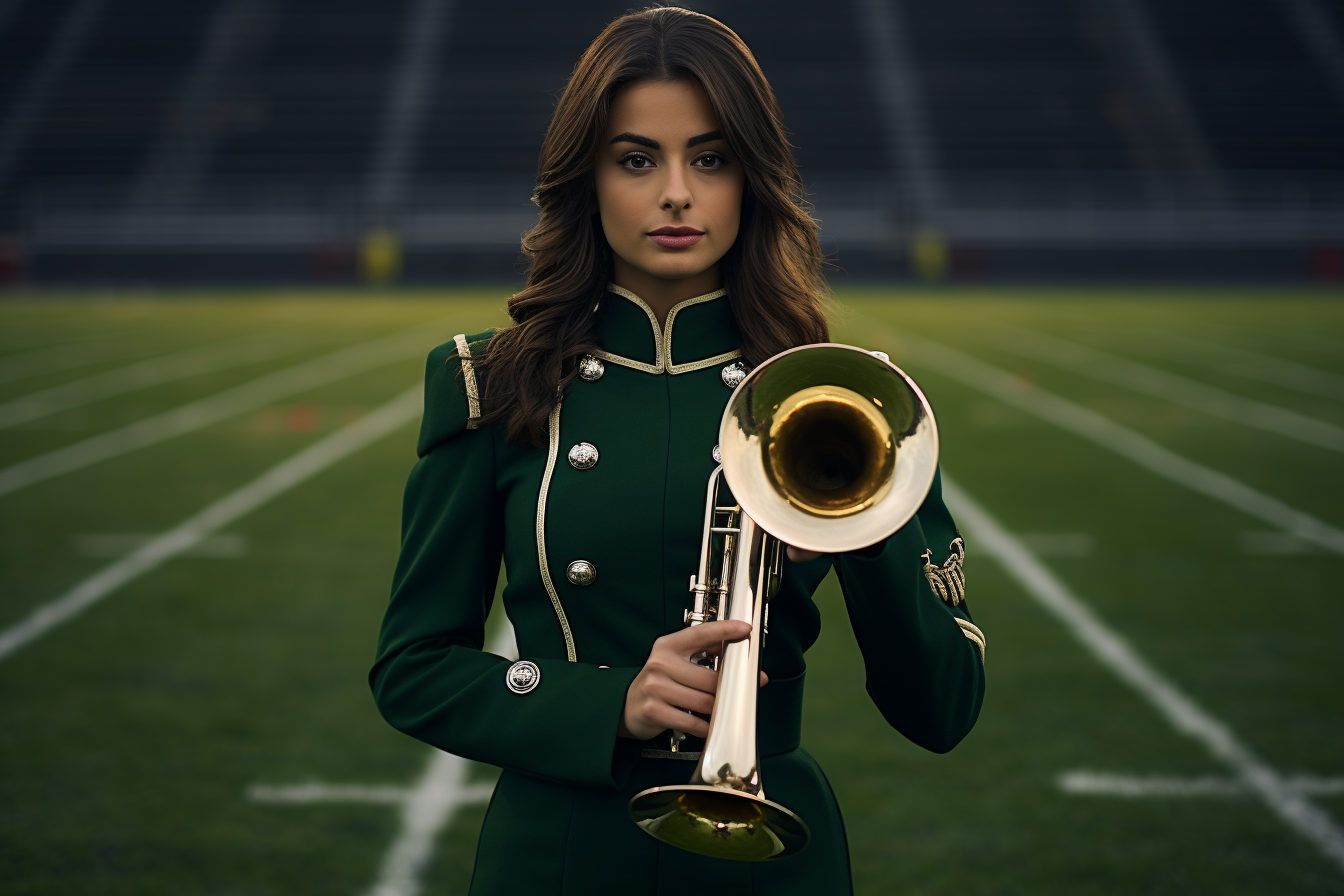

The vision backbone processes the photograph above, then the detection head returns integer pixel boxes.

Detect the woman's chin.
[633,253,721,283]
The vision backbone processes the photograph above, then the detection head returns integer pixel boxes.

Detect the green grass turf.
[1,287,1342,894]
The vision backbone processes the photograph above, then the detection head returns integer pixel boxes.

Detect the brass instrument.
[628,343,939,861]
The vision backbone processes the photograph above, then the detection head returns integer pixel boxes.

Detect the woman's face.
[595,79,745,299]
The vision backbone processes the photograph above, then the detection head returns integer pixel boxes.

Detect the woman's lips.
[648,227,704,249]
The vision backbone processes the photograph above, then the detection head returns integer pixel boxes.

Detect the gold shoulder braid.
[921,537,966,607]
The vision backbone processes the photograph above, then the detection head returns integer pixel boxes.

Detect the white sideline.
[0,383,422,662]
[365,625,517,896]
[0,318,448,498]
[1058,770,1344,799]
[0,329,315,429]
[943,476,1344,873]
[977,323,1344,453]
[861,321,1344,557]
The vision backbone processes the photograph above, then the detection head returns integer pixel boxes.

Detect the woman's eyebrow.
[608,130,723,149]
[610,132,658,149]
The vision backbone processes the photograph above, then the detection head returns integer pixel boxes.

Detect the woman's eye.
[620,153,654,170]
[694,154,725,170]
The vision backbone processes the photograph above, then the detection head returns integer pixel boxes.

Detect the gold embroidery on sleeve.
[922,537,966,606]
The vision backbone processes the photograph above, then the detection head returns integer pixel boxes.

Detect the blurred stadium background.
[1,1,1343,895]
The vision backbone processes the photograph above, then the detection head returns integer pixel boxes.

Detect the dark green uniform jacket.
[370,286,986,895]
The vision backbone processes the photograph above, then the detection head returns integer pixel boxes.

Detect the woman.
[370,8,985,893]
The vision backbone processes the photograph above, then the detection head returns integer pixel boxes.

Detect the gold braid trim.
[955,617,986,662]
[922,537,966,606]
[452,333,481,429]
[536,400,577,662]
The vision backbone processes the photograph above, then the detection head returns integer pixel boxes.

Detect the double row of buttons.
[560,354,749,589]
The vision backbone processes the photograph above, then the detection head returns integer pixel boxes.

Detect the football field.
[1,287,1341,895]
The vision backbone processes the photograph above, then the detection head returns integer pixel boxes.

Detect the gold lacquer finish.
[628,343,938,861]
[766,385,895,517]
[721,343,939,554]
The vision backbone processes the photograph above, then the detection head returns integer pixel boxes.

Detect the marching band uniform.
[370,285,986,895]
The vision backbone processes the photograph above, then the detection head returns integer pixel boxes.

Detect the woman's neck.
[611,262,723,327]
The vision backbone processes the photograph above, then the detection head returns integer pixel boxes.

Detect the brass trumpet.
[628,343,939,861]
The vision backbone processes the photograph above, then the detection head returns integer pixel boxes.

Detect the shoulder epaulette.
[416,329,494,456]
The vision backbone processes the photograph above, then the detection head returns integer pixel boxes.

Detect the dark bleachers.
[198,0,412,202]
[901,0,1137,199]
[413,3,617,203]
[7,0,214,198]
[3,0,1343,282]
[0,0,79,125]
[412,2,891,207]
[1145,0,1344,172]
[729,2,892,183]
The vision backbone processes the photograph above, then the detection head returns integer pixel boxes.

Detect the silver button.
[578,354,605,382]
[721,361,748,388]
[505,660,541,694]
[566,559,597,586]
[712,444,722,464]
[567,442,599,470]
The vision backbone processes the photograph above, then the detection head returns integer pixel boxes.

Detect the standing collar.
[593,283,742,374]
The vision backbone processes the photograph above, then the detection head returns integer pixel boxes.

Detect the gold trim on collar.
[537,400,577,662]
[669,349,742,375]
[452,333,481,429]
[605,284,733,374]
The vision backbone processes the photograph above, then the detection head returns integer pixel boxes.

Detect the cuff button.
[505,660,541,694]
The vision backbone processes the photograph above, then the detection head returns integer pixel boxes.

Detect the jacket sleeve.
[369,337,641,790]
[831,467,985,753]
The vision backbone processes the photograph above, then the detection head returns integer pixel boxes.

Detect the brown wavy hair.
[475,6,830,445]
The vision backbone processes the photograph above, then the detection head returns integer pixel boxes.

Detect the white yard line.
[0,329,317,429]
[0,318,450,498]
[0,332,145,385]
[0,383,422,662]
[365,625,516,896]
[943,475,1344,873]
[250,783,416,805]
[1058,770,1344,799]
[976,323,1344,453]
[1140,330,1344,403]
[248,781,496,806]
[858,321,1344,557]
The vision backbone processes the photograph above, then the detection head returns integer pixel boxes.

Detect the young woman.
[370,8,985,894]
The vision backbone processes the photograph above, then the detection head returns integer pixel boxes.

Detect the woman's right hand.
[618,619,768,741]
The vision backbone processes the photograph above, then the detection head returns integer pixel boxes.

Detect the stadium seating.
[0,0,1341,280]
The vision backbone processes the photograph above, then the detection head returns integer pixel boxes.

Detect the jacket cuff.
[523,659,642,789]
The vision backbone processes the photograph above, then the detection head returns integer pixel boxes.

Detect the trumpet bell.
[628,784,810,861]
[720,344,938,554]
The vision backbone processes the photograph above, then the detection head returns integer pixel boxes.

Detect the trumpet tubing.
[629,343,939,862]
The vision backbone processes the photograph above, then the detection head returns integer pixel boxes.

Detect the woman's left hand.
[785,545,824,563]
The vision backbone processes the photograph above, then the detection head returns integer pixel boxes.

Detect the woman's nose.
[660,169,692,210]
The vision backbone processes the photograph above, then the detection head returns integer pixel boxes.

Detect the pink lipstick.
[648,226,704,248]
